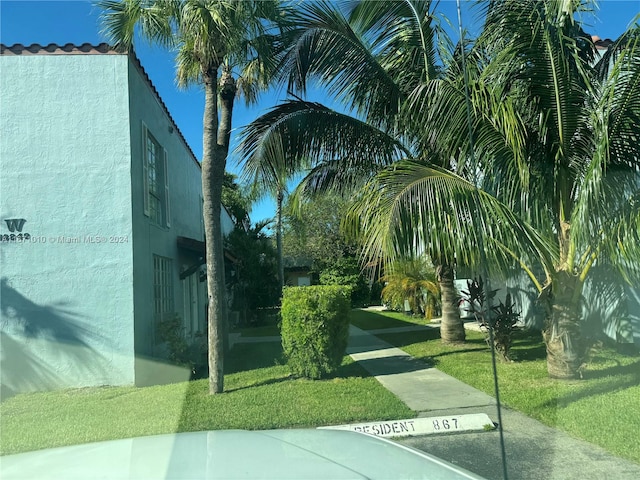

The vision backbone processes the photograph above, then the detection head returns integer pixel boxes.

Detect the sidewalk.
[347,324,640,480]
[348,324,495,413]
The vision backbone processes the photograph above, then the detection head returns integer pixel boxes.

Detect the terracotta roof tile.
[0,43,120,55]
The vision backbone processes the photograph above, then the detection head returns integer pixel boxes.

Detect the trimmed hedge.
[280,285,351,379]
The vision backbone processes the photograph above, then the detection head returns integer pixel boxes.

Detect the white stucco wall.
[0,53,136,396]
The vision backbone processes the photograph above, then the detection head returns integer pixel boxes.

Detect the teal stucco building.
[0,43,234,397]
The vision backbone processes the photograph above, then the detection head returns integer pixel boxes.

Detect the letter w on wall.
[4,219,26,232]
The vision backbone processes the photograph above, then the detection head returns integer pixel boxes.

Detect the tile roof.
[591,36,614,51]
[0,42,120,55]
[1,42,199,167]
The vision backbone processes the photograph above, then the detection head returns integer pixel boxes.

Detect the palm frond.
[236,98,409,180]
[345,161,557,283]
[276,0,404,130]
[98,0,177,50]
[348,0,443,83]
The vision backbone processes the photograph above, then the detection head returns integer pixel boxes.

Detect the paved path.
[237,316,640,478]
[348,325,495,412]
[345,323,640,480]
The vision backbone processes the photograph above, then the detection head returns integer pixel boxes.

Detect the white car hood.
[0,429,485,479]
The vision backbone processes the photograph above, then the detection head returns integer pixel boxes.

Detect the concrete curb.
[320,413,495,439]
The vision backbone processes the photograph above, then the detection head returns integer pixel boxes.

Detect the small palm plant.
[381,257,440,320]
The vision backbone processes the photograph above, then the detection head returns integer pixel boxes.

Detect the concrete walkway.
[237,319,640,478]
[348,325,495,413]
[346,323,640,480]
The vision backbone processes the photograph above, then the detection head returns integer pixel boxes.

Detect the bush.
[280,285,351,379]
[461,277,520,361]
[319,257,371,307]
[157,314,207,378]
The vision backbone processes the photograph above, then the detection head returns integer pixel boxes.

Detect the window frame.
[142,123,170,227]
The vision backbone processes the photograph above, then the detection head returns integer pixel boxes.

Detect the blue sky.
[2,0,639,224]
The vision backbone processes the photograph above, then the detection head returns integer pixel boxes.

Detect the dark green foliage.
[461,277,520,361]
[226,222,280,325]
[380,257,440,319]
[222,172,251,229]
[283,195,359,272]
[319,257,371,307]
[156,314,207,375]
[280,285,351,379]
[157,314,189,364]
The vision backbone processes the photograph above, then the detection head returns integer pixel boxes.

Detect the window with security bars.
[142,123,171,227]
[153,255,174,327]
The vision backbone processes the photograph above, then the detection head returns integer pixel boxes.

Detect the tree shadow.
[223,375,293,393]
[349,354,433,377]
[372,329,442,349]
[508,329,548,361]
[351,309,428,330]
[428,347,487,359]
[538,359,640,409]
[582,358,640,381]
[224,341,285,375]
[1,277,110,399]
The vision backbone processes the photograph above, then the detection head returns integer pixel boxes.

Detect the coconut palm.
[357,0,640,379]
[99,0,284,393]
[235,121,308,296]
[236,0,470,343]
[381,257,440,319]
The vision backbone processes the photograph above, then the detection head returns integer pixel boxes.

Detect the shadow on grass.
[225,342,285,375]
[509,330,548,362]
[328,359,371,379]
[351,355,434,377]
[224,375,293,393]
[350,309,426,330]
[374,329,441,349]
[537,358,640,409]
[583,358,640,381]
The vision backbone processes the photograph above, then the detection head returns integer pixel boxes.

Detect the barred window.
[153,255,174,325]
[142,124,171,227]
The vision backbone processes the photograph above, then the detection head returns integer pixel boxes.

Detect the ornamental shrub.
[280,285,351,379]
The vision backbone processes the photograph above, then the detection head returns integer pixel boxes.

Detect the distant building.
[0,43,235,397]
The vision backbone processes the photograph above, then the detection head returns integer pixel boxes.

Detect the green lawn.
[0,342,412,455]
[231,307,432,337]
[363,309,640,463]
[232,323,281,337]
[350,308,434,330]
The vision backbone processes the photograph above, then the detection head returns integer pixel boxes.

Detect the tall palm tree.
[357,0,640,379]
[235,122,307,296]
[99,0,284,393]
[237,0,470,343]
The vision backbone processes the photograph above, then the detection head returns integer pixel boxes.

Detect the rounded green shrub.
[280,285,351,379]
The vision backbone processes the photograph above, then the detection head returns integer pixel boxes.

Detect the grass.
[231,323,281,337]
[360,308,640,463]
[232,307,433,337]
[0,341,412,456]
[350,308,434,330]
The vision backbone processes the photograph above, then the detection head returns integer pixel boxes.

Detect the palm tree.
[381,257,440,319]
[236,0,469,343]
[235,122,307,296]
[356,0,640,379]
[99,0,284,393]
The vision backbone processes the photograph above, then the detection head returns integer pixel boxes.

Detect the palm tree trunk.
[203,66,236,395]
[437,263,465,344]
[276,188,284,295]
[203,67,225,394]
[218,67,236,356]
[543,271,584,379]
